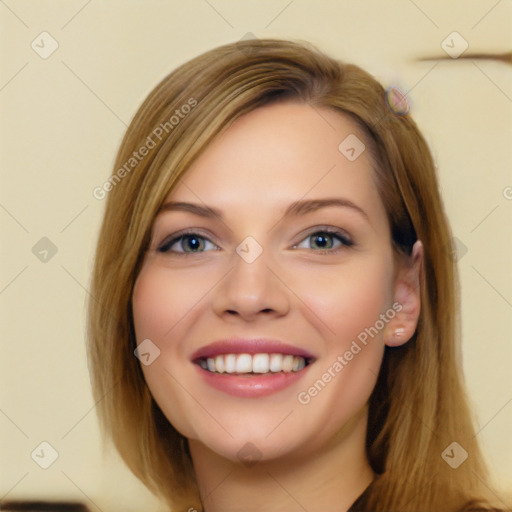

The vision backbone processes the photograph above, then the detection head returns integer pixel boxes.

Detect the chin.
[192,432,309,467]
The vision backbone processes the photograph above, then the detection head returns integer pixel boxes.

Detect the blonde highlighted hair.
[87,38,508,511]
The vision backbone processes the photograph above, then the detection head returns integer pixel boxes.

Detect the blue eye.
[157,228,353,256]
[294,230,353,252]
[158,232,218,254]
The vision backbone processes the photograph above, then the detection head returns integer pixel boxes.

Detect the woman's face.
[132,102,398,464]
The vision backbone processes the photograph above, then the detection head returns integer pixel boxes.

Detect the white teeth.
[207,358,216,372]
[282,355,294,372]
[252,353,269,373]
[236,354,252,373]
[225,354,236,373]
[214,355,225,373]
[269,353,283,372]
[200,353,308,374]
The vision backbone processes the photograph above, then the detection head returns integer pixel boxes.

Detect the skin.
[132,101,423,512]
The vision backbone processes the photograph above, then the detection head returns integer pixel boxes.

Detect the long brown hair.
[87,38,508,511]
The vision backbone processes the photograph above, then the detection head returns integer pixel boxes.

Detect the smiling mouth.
[195,353,314,375]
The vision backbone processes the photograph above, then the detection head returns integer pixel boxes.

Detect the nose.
[211,246,291,322]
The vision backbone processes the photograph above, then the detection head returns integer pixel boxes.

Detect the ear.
[384,240,423,347]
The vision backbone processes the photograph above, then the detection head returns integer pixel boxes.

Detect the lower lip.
[194,364,312,398]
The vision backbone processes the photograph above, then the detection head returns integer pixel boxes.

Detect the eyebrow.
[158,201,221,218]
[158,198,369,221]
[284,198,369,220]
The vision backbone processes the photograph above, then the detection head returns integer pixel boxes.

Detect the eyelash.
[157,227,354,257]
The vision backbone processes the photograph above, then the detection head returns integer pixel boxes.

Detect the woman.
[87,38,508,511]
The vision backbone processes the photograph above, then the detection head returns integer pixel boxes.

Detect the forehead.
[164,102,385,226]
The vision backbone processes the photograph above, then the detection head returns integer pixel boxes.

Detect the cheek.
[132,268,169,342]
[301,253,394,346]
[132,263,207,342]
[293,254,392,431]
[131,265,201,438]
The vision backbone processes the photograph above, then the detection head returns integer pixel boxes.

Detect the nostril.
[225,308,274,315]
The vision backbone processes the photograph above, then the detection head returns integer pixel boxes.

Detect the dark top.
[347,481,373,512]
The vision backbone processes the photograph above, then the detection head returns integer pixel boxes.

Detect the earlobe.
[384,240,424,347]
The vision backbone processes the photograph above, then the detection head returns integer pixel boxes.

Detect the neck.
[189,406,375,512]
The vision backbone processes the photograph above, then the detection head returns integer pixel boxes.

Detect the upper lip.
[190,338,316,362]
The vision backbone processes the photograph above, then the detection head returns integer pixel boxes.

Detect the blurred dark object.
[0,502,89,511]
[417,51,512,64]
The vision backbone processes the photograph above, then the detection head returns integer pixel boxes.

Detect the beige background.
[1,1,511,510]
